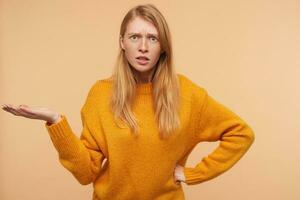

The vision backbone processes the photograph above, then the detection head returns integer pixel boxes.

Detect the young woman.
[2,4,255,200]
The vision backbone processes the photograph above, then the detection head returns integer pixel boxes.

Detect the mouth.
[136,56,150,65]
[136,56,150,60]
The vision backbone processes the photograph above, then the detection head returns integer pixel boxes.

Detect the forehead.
[125,16,158,35]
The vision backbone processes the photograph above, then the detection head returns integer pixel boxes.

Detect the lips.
[136,56,150,60]
[136,56,149,65]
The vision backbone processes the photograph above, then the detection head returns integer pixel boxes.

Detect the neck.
[132,66,157,84]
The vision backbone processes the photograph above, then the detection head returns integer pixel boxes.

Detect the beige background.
[1,0,299,199]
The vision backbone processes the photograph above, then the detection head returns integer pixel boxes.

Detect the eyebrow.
[127,32,159,37]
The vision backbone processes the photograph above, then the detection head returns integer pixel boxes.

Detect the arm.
[45,82,106,185]
[183,87,255,185]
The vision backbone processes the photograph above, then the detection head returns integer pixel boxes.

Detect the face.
[120,16,162,82]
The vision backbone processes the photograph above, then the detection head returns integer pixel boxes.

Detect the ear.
[120,36,124,50]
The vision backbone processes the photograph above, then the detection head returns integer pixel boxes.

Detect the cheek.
[124,43,136,57]
[152,47,162,59]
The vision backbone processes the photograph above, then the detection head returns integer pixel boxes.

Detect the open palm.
[1,104,60,123]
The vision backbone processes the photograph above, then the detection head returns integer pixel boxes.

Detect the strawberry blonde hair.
[110,4,181,139]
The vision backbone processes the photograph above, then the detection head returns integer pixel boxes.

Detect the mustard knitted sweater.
[45,74,255,200]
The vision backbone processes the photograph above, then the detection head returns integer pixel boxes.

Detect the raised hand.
[1,104,61,124]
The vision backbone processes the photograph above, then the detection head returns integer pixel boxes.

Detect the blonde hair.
[110,4,181,139]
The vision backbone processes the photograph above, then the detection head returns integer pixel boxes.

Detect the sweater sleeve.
[183,86,255,185]
[44,82,106,185]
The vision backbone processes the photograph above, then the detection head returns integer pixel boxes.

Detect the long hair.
[110,4,181,139]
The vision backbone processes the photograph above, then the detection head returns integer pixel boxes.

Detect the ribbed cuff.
[44,114,73,140]
[183,167,200,185]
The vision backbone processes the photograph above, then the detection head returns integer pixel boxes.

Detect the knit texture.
[45,73,255,200]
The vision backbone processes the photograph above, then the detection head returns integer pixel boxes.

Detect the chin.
[131,64,154,73]
[136,66,153,72]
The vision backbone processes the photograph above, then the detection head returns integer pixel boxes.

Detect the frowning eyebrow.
[127,32,158,37]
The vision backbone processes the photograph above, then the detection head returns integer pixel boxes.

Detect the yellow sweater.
[45,73,255,200]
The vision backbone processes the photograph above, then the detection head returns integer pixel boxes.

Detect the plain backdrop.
[1,0,299,199]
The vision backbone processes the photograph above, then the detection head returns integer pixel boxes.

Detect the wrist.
[48,114,61,124]
[178,171,186,182]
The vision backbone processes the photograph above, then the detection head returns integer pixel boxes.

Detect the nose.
[139,37,148,53]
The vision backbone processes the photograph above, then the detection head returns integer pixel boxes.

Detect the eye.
[130,35,139,41]
[150,36,158,42]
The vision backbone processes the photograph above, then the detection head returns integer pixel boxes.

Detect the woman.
[2,4,255,200]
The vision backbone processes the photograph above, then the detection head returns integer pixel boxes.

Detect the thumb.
[19,104,29,111]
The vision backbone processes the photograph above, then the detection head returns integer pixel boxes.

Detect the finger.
[16,106,35,116]
[7,108,37,119]
[19,104,29,109]
[2,105,24,116]
[2,106,9,111]
[2,104,9,108]
[2,104,11,110]
[16,106,41,119]
[4,106,22,116]
[19,105,34,114]
[5,104,15,110]
[10,105,34,117]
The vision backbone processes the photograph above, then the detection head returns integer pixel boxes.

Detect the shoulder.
[176,73,207,98]
[85,76,113,98]
[177,73,201,88]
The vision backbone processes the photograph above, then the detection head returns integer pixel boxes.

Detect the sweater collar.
[136,82,152,94]
[101,79,152,94]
